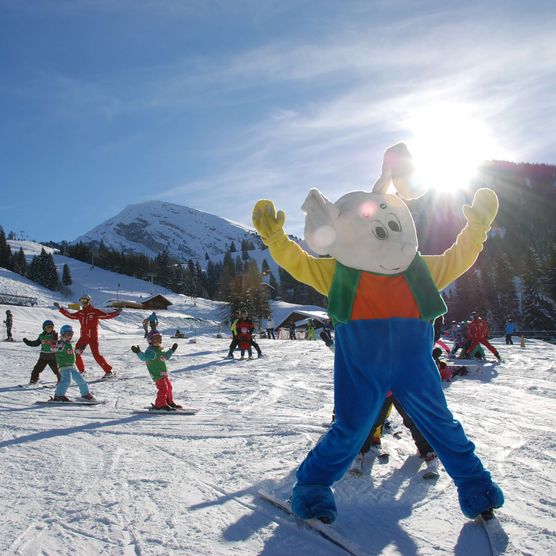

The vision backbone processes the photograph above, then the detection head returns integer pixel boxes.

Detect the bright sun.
[406,103,502,192]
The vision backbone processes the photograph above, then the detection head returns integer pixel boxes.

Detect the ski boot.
[458,480,504,518]
[291,483,337,524]
[53,395,71,402]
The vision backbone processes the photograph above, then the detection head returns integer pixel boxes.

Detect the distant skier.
[131,330,182,411]
[142,318,149,338]
[289,322,297,340]
[54,295,120,378]
[147,312,159,331]
[264,316,276,339]
[4,309,13,341]
[504,318,517,345]
[50,324,95,402]
[23,320,61,384]
[466,314,501,361]
[226,310,241,359]
[237,310,263,358]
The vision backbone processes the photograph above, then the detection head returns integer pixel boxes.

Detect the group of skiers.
[444,313,505,361]
[226,309,263,359]
[15,296,188,410]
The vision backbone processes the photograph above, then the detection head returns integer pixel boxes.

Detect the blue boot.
[291,483,337,523]
[458,480,504,518]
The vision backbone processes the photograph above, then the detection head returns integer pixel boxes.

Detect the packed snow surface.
[0,247,554,555]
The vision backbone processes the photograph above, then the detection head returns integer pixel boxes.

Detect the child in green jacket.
[23,320,61,384]
[131,330,182,411]
[51,324,95,402]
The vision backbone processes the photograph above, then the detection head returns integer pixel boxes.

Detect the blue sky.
[1,0,555,243]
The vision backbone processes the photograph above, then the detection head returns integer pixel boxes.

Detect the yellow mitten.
[462,188,499,228]
[252,200,286,245]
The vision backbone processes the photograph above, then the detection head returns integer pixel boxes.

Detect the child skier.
[51,324,95,402]
[23,320,61,384]
[432,347,468,381]
[237,322,254,359]
[131,330,182,411]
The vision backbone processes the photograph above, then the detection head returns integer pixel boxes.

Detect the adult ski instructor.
[54,294,121,379]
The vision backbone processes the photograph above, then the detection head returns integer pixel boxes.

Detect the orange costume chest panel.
[350,272,421,320]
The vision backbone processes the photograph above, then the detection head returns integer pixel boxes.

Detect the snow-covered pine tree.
[0,227,13,270]
[62,263,72,286]
[520,246,555,330]
[13,247,27,277]
[492,251,519,325]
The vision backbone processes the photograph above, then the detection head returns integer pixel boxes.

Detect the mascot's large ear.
[372,142,428,200]
[302,188,340,255]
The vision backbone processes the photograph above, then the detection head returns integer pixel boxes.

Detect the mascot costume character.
[252,143,504,523]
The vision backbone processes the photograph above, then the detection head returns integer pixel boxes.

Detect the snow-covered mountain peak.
[74,200,257,262]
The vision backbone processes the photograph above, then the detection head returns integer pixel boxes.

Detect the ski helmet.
[147,330,162,344]
[60,325,74,336]
[42,320,54,329]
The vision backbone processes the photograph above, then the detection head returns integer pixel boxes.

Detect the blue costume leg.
[293,321,391,522]
[390,319,503,518]
[70,368,90,397]
[54,369,71,397]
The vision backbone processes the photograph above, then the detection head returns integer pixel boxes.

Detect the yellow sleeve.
[265,232,336,296]
[424,221,491,291]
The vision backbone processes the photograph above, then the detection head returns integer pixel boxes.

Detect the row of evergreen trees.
[0,227,72,291]
[444,235,556,332]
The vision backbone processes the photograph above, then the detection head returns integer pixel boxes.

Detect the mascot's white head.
[302,143,428,274]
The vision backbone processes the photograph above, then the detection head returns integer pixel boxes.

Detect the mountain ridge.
[74,200,257,263]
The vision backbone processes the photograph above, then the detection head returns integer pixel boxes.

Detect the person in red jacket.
[54,295,121,377]
[466,314,501,361]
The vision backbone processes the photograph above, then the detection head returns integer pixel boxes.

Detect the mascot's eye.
[373,225,388,240]
[380,203,387,209]
[387,215,401,232]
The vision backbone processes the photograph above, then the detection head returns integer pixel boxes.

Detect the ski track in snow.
[1,304,555,555]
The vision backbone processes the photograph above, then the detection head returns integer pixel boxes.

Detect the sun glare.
[407,103,501,193]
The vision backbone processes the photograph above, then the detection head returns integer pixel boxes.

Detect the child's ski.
[132,407,199,415]
[258,489,366,556]
[35,399,106,406]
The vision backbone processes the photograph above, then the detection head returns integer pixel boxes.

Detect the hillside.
[0,261,554,555]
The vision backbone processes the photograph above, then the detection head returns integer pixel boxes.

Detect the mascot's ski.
[258,489,366,556]
[478,510,520,556]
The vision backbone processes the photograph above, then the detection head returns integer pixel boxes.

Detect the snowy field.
[0,242,554,555]
[1,304,554,555]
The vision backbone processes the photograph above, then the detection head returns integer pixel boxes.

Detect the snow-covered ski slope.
[0,254,554,555]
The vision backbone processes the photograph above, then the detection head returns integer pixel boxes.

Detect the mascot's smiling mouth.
[379,264,401,271]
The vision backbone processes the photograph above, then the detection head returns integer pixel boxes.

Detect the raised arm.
[424,188,499,291]
[95,307,121,320]
[252,199,336,295]
[58,306,81,320]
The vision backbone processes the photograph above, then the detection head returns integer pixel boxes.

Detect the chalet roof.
[142,294,173,305]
